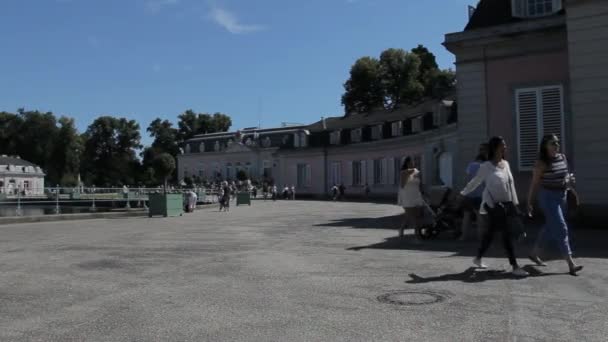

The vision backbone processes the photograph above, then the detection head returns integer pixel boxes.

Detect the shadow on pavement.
[315,214,404,230]
[406,266,563,284]
[336,215,608,260]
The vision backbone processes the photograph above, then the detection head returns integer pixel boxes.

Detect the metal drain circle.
[377,290,448,306]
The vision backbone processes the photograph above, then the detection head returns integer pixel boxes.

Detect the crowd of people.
[396,133,583,277]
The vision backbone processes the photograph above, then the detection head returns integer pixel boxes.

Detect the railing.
[0,186,223,217]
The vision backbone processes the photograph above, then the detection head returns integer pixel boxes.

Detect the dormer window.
[371,125,383,140]
[350,128,362,143]
[330,131,341,145]
[412,117,423,133]
[512,0,562,18]
[391,121,403,137]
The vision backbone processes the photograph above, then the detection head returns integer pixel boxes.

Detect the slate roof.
[306,96,454,132]
[0,156,38,167]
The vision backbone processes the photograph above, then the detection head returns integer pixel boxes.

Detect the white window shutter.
[516,89,540,170]
[512,0,526,18]
[360,160,366,186]
[388,158,395,185]
[305,165,312,187]
[382,158,388,184]
[541,86,565,148]
[553,0,563,12]
[345,161,353,186]
[367,159,374,185]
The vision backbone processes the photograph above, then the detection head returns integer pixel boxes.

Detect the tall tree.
[379,48,424,109]
[341,57,384,115]
[177,110,232,142]
[15,109,59,175]
[50,117,83,186]
[81,116,142,186]
[147,118,180,157]
[0,111,23,156]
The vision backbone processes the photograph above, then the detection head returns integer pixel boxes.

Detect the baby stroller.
[415,187,463,240]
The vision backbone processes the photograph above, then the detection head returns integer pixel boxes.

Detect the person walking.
[460,136,528,277]
[331,184,339,201]
[460,144,488,241]
[527,134,583,276]
[397,157,425,244]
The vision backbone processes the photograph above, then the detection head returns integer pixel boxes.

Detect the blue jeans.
[536,188,572,256]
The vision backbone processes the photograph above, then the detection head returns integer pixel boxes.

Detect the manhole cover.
[377,290,448,306]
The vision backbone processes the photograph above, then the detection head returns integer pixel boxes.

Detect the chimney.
[322,117,327,130]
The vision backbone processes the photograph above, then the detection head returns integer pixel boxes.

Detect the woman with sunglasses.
[527,134,583,276]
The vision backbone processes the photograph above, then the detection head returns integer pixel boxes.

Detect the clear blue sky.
[0,0,473,146]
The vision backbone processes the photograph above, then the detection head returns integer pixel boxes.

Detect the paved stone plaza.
[1,200,607,341]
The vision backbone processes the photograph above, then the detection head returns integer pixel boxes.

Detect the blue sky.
[0,0,473,146]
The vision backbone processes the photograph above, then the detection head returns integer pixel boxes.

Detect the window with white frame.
[352,161,363,186]
[330,162,342,186]
[297,164,312,188]
[412,117,422,133]
[394,157,402,185]
[391,121,403,137]
[512,0,562,18]
[293,132,308,148]
[330,131,341,145]
[371,125,383,140]
[350,128,362,143]
[516,85,565,170]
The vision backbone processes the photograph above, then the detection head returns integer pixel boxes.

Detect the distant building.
[444,0,608,217]
[0,156,46,196]
[178,96,458,199]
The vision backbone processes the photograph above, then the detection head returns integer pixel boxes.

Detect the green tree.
[236,169,248,181]
[152,153,176,190]
[0,111,24,156]
[147,118,180,156]
[379,48,424,109]
[177,110,232,142]
[15,109,59,178]
[50,117,83,186]
[81,116,142,186]
[429,68,456,99]
[341,57,384,115]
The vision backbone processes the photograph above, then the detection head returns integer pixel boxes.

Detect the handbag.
[485,164,526,239]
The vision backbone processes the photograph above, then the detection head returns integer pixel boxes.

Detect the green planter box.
[148,193,184,217]
[236,192,251,206]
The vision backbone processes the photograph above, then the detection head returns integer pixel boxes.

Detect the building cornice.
[444,15,566,52]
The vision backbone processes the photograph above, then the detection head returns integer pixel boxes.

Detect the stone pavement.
[1,200,607,342]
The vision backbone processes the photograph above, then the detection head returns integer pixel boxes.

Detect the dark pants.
[477,204,518,267]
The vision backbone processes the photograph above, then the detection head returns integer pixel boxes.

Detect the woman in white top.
[460,136,528,277]
[398,157,425,243]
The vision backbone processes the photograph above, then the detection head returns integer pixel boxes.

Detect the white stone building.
[0,156,46,197]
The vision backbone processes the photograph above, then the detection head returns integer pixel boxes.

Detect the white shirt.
[460,160,518,214]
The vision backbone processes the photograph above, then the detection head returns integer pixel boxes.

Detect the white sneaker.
[473,258,488,269]
[512,267,529,277]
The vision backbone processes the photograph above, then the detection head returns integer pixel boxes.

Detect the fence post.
[16,188,22,216]
[91,185,96,211]
[125,188,131,209]
[55,184,60,214]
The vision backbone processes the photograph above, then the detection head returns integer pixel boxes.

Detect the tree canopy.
[342,45,455,115]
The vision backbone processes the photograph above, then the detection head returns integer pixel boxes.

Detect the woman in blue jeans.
[527,134,583,276]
